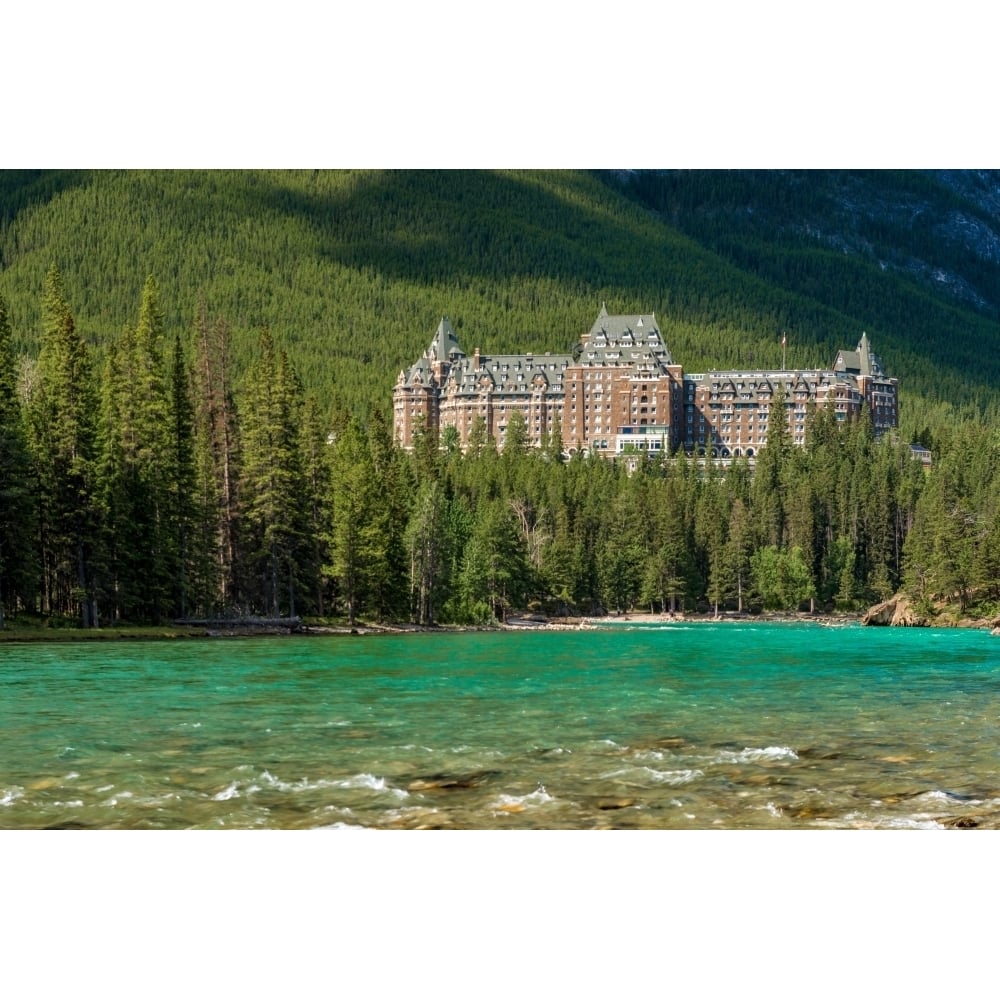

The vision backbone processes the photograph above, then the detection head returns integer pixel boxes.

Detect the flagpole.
[781,332,787,370]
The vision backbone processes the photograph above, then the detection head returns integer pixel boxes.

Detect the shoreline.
[536,610,860,630]
[2,607,996,643]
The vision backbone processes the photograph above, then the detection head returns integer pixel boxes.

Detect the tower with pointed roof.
[393,317,466,446]
[832,332,897,437]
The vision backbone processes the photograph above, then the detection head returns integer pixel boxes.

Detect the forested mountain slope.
[3,170,999,628]
[1,169,998,432]
[611,170,1000,422]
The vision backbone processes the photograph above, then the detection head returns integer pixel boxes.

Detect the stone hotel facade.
[393,307,898,458]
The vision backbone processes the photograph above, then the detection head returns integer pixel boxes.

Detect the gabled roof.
[588,307,664,343]
[445,351,574,396]
[404,356,433,387]
[582,307,673,368]
[834,332,885,378]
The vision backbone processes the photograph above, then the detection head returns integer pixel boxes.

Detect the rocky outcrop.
[863,593,1000,631]
[861,595,928,627]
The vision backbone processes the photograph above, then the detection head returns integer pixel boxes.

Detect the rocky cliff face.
[620,169,1000,320]
[824,170,1000,316]
[863,592,1000,631]
[861,595,929,627]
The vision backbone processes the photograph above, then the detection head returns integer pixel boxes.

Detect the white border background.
[5,3,998,994]
[6,3,997,167]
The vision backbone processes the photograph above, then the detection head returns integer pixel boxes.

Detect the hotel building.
[393,307,898,458]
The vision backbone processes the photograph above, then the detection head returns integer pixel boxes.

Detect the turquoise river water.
[3,621,1000,829]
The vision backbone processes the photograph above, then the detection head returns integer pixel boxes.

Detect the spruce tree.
[191,304,242,611]
[367,408,412,621]
[26,265,101,625]
[596,488,645,615]
[724,497,753,613]
[0,294,37,625]
[752,382,791,548]
[299,394,333,615]
[239,330,309,617]
[456,497,530,622]
[95,277,173,621]
[326,417,379,624]
[406,479,443,625]
[167,332,198,619]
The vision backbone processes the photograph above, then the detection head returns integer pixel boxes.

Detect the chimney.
[474,347,480,371]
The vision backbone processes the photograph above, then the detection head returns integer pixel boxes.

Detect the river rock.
[939,815,980,829]
[407,769,501,792]
[651,737,688,750]
[861,594,928,627]
[29,777,61,791]
[496,802,526,814]
[595,798,635,810]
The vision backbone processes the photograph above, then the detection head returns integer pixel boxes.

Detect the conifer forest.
[1,170,998,627]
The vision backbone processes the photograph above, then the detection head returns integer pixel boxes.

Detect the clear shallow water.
[2,622,1000,829]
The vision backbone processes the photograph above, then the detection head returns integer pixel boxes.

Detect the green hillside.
[1,169,998,432]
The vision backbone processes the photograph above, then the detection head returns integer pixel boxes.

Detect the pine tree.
[782,455,817,611]
[326,417,377,624]
[95,340,128,619]
[26,265,101,625]
[239,330,309,616]
[466,413,489,458]
[697,477,730,616]
[456,497,530,622]
[597,488,645,614]
[724,497,753,613]
[95,277,173,621]
[299,394,333,615]
[366,408,412,621]
[410,414,440,483]
[191,304,242,610]
[504,409,529,455]
[406,479,443,625]
[752,382,791,548]
[543,409,565,463]
[0,294,37,625]
[540,503,583,613]
[167,333,198,619]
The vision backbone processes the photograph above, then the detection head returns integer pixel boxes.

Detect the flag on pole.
[781,332,787,347]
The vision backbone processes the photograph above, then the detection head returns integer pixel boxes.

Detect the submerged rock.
[797,747,845,760]
[939,815,980,829]
[407,770,502,792]
[595,797,635,810]
[29,777,62,791]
